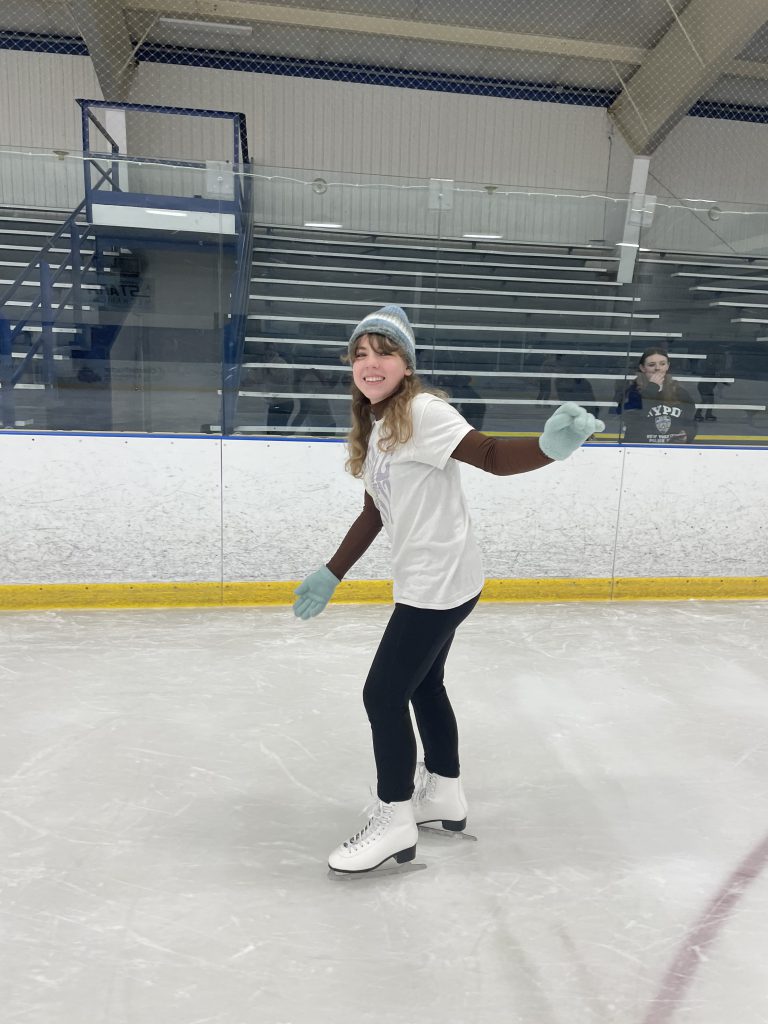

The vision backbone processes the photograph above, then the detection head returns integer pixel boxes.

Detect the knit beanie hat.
[348,305,416,370]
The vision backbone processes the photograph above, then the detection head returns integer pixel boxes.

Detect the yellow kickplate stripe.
[611,576,768,601]
[1,576,768,611]
[0,582,225,611]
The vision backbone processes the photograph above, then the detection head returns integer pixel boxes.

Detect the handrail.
[0,199,87,308]
[85,109,122,153]
[0,204,94,401]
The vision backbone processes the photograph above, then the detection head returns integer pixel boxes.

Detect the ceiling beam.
[39,0,768,84]
[131,0,647,63]
[609,0,768,154]
[68,0,136,100]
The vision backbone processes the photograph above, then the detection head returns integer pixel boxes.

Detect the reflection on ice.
[1,601,767,1024]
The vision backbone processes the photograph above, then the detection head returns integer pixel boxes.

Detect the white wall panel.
[0,149,83,210]
[2,435,765,587]
[0,50,101,152]
[4,49,768,242]
[613,447,768,578]
[221,438,389,582]
[129,61,613,191]
[0,435,222,585]
[651,116,768,206]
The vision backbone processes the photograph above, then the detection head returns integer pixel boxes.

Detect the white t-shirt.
[363,393,485,610]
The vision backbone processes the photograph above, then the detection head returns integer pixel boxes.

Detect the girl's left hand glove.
[293,565,340,620]
[539,402,605,461]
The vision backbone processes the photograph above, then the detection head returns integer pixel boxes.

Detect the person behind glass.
[292,305,604,874]
[616,347,697,445]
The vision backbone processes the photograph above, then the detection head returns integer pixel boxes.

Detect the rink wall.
[1,433,767,609]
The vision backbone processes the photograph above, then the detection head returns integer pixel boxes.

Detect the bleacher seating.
[1,210,766,439]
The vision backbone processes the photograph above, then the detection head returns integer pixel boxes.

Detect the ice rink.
[2,600,767,1024]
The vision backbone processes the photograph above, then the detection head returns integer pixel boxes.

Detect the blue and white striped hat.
[348,305,416,369]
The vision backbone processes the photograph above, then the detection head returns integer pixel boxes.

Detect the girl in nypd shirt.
[293,305,602,874]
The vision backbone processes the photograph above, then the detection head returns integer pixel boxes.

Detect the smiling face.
[351,333,412,402]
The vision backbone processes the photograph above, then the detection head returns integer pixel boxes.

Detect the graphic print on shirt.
[649,403,681,436]
[366,443,393,526]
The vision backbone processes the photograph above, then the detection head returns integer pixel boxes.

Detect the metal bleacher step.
[3,299,92,311]
[710,300,768,309]
[240,360,728,388]
[641,257,768,272]
[249,293,656,319]
[245,336,705,359]
[0,277,100,291]
[691,286,768,296]
[0,226,68,238]
[251,261,623,287]
[236,389,619,409]
[11,350,65,360]
[11,325,77,334]
[248,312,679,338]
[252,246,611,276]
[256,231,618,262]
[674,272,768,282]
[0,244,95,258]
[250,277,639,303]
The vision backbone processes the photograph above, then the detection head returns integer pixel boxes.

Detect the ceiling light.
[159,17,253,36]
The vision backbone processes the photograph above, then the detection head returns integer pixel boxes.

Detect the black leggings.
[362,593,480,803]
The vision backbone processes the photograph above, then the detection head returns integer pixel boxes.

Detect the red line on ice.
[643,830,768,1024]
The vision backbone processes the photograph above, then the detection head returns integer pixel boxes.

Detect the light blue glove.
[293,565,340,620]
[539,402,605,460]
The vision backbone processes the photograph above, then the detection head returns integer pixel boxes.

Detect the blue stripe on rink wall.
[2,30,768,123]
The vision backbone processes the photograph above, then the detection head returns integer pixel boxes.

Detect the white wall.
[129,61,614,189]
[0,50,100,209]
[651,116,768,206]
[1,434,766,587]
[3,48,768,245]
[0,50,101,152]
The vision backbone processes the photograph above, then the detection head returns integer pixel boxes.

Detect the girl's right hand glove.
[539,402,605,460]
[293,565,340,620]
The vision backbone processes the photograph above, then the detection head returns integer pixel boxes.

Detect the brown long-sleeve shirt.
[326,432,552,580]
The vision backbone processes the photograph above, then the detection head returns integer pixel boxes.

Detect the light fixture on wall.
[304,222,343,229]
[158,17,253,35]
[462,233,503,240]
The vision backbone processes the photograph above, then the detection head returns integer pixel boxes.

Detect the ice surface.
[1,601,767,1024]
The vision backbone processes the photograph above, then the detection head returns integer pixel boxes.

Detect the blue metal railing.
[1,102,253,431]
[0,201,94,425]
[77,100,249,227]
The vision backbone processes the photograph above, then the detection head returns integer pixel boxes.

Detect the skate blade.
[328,861,427,881]
[418,824,478,841]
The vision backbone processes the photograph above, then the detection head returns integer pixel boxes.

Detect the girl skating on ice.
[293,305,604,874]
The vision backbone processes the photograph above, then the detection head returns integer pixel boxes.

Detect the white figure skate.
[412,762,477,840]
[328,798,419,874]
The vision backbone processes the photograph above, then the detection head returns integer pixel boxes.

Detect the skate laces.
[345,799,392,848]
[414,762,436,803]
